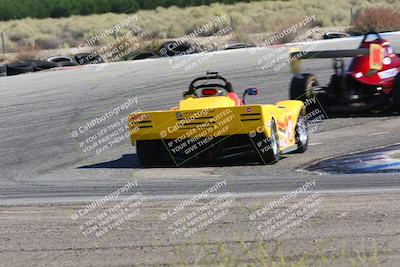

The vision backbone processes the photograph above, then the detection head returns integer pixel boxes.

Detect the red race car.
[289,32,400,114]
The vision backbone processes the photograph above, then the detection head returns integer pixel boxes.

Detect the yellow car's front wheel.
[294,113,309,153]
[251,119,281,165]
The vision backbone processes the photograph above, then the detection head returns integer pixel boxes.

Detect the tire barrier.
[6,62,34,76]
[0,64,6,77]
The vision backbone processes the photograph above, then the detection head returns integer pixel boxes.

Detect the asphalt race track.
[1,34,400,206]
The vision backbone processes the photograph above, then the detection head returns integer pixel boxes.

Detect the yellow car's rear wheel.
[136,140,173,167]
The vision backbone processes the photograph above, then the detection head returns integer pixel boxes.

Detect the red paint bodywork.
[227,92,244,106]
[348,38,400,93]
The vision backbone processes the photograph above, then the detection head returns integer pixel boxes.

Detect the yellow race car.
[128,72,308,166]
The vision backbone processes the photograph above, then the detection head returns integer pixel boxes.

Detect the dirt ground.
[0,192,399,267]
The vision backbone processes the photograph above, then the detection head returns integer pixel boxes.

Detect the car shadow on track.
[79,154,141,169]
[325,110,399,118]
[78,153,280,169]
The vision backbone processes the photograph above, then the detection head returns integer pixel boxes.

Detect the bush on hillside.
[347,7,400,35]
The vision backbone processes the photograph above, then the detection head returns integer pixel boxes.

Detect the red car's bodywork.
[351,38,400,89]
[289,32,400,113]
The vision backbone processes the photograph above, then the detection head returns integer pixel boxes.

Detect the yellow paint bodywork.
[369,43,384,71]
[179,96,236,110]
[289,47,302,74]
[128,96,305,152]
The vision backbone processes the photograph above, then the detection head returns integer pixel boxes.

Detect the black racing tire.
[159,41,193,57]
[290,73,318,101]
[393,73,400,113]
[47,56,74,63]
[223,42,256,50]
[251,119,281,164]
[57,61,79,67]
[0,64,6,77]
[130,51,159,60]
[21,60,59,71]
[75,52,103,65]
[136,140,173,167]
[290,73,319,113]
[294,113,309,153]
[6,63,34,76]
[136,140,158,167]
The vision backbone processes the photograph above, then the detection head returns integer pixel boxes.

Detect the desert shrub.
[348,7,400,35]
[0,0,269,21]
[34,34,61,49]
[266,17,323,45]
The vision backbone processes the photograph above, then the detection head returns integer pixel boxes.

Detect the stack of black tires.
[0,52,103,77]
[4,60,62,76]
[0,64,6,77]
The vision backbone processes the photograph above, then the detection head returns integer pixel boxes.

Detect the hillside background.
[0,0,398,53]
[0,0,264,21]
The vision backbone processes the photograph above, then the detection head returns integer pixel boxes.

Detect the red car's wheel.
[290,74,320,114]
[393,73,400,113]
[290,74,318,101]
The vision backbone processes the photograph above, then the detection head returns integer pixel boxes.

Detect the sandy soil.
[0,192,399,267]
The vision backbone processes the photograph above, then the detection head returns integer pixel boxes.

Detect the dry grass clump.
[172,239,381,266]
[348,6,400,35]
[14,46,41,61]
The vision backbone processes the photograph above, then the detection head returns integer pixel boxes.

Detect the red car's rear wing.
[289,45,383,74]
[290,48,369,59]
